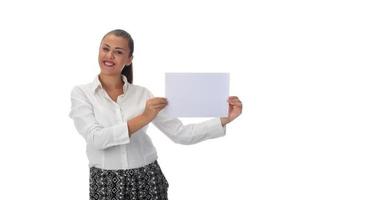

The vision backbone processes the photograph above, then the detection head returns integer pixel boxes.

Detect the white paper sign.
[164,73,229,117]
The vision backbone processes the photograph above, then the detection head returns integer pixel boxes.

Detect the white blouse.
[69,75,226,170]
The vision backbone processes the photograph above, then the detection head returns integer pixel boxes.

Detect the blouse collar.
[92,74,130,93]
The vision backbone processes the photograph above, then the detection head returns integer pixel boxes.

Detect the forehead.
[101,34,129,49]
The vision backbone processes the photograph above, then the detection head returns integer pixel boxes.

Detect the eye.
[113,50,123,55]
[102,47,109,52]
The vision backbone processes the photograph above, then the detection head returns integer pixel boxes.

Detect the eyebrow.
[103,43,127,51]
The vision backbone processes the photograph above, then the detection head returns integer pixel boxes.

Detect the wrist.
[220,117,231,126]
[141,113,153,123]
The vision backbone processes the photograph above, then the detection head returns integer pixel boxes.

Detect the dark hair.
[103,29,134,83]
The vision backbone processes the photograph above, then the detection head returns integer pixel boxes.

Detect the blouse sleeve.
[152,111,226,145]
[69,86,131,150]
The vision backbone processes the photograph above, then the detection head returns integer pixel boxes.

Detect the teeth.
[104,61,114,66]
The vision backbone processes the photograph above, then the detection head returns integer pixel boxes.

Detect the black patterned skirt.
[89,161,169,200]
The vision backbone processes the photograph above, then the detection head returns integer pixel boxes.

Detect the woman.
[69,29,242,200]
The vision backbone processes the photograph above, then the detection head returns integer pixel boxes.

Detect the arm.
[126,97,167,135]
[152,112,226,145]
[152,96,243,145]
[69,86,131,150]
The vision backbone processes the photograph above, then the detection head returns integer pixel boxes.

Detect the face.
[98,34,132,76]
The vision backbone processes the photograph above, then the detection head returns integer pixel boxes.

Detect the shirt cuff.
[204,118,227,138]
[112,122,130,145]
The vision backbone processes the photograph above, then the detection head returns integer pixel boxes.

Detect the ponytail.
[121,64,133,84]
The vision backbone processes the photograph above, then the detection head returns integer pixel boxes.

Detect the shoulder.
[128,84,153,98]
[70,81,95,99]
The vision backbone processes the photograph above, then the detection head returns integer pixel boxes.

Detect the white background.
[0,0,384,199]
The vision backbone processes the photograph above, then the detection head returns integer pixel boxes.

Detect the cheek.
[98,51,104,60]
[117,55,129,64]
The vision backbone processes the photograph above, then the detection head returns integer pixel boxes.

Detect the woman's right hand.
[142,97,168,121]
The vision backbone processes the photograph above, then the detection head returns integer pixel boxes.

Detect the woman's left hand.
[220,96,242,126]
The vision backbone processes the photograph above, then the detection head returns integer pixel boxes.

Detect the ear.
[126,55,133,65]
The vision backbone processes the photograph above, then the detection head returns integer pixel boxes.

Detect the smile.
[103,61,115,67]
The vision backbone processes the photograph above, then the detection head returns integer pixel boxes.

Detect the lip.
[102,60,116,68]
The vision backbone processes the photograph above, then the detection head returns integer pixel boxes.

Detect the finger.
[153,98,168,104]
[152,103,168,109]
[151,102,168,107]
[229,99,242,106]
[149,98,168,105]
[230,101,242,107]
[157,101,168,106]
[152,106,166,113]
[228,97,241,104]
[158,104,168,109]
[153,97,167,101]
[228,96,239,100]
[149,97,167,101]
[229,98,242,104]
[152,100,168,105]
[150,104,167,110]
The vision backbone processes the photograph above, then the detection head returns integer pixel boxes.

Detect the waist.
[88,150,158,170]
[90,160,159,173]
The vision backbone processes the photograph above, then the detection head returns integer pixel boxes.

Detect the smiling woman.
[99,30,134,85]
[68,29,242,200]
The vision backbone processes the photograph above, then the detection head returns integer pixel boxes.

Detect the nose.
[106,51,114,59]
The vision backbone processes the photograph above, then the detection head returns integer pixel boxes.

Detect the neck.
[98,73,123,91]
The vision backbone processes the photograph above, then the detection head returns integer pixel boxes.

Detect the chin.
[99,67,117,75]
